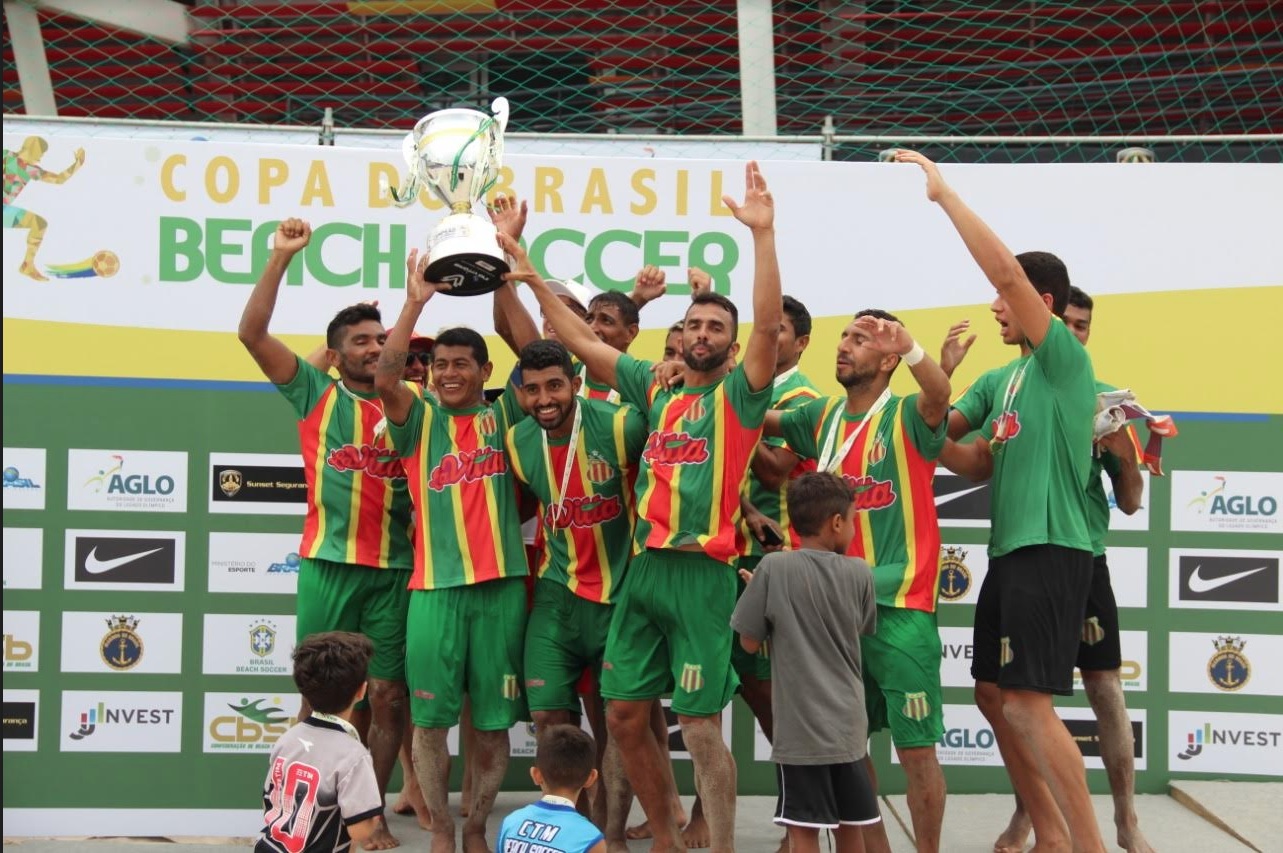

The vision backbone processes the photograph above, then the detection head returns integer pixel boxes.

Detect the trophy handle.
[387,131,421,207]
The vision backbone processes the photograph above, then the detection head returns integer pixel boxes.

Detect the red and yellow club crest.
[586,451,614,485]
[475,409,497,437]
[868,434,887,465]
[682,396,706,423]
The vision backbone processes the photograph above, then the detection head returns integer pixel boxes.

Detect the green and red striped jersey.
[615,354,771,565]
[505,397,648,604]
[388,387,527,590]
[780,393,946,612]
[739,366,822,555]
[276,358,414,570]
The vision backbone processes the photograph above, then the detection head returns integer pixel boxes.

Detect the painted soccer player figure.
[3,136,85,281]
[376,256,531,853]
[763,310,951,853]
[896,149,1106,853]
[239,218,411,851]
[500,160,783,853]
[946,286,1152,853]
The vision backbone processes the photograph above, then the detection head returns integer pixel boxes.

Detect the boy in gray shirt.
[731,472,881,852]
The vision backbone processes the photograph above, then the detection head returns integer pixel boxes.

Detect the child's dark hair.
[292,631,372,714]
[535,724,597,790]
[787,472,855,536]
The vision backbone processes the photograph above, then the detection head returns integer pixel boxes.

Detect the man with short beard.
[500,161,782,853]
[238,218,411,851]
[762,310,952,853]
[504,338,648,852]
[376,254,530,853]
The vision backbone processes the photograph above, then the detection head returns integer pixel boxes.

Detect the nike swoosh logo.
[83,546,164,575]
[1187,564,1270,594]
[934,485,987,507]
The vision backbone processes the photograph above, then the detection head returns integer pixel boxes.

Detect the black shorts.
[774,761,881,829]
[1076,554,1122,672]
[971,544,1093,695]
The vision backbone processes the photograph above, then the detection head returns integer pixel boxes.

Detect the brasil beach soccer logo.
[4,136,119,282]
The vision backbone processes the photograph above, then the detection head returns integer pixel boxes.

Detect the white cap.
[546,278,593,312]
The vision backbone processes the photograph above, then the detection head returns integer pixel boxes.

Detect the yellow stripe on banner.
[857,409,885,565]
[346,403,365,565]
[890,405,918,608]
[314,392,339,555]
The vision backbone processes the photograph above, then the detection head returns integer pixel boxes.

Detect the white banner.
[202,692,301,753]
[1104,547,1148,609]
[60,612,183,674]
[207,531,303,595]
[3,134,1280,336]
[1,528,43,590]
[201,614,296,676]
[2,448,46,511]
[1168,548,1282,611]
[2,611,40,672]
[1169,711,1283,777]
[65,449,189,514]
[60,690,183,753]
[1167,632,1283,697]
[1169,471,1282,533]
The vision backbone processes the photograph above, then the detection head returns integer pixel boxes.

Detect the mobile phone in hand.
[758,525,784,548]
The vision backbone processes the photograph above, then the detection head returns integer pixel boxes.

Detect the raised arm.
[629,264,668,310]
[238,218,311,385]
[499,233,622,388]
[376,250,445,425]
[853,315,951,428]
[896,150,1054,348]
[724,161,781,392]
[488,194,541,355]
[939,319,976,380]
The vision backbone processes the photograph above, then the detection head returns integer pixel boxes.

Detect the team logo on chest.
[990,411,1022,443]
[327,444,407,479]
[586,451,616,485]
[868,434,887,465]
[682,396,708,423]
[642,431,710,466]
[428,447,507,491]
[475,409,498,437]
[545,494,624,530]
[841,474,897,510]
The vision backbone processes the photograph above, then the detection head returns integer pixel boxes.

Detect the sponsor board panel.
[1103,547,1148,609]
[63,529,185,592]
[892,704,1003,767]
[1168,632,1283,696]
[3,611,40,672]
[1168,549,1282,611]
[932,471,991,530]
[202,614,297,675]
[1074,630,1148,692]
[202,692,301,753]
[60,612,183,674]
[209,452,306,516]
[208,531,302,595]
[1169,711,1283,777]
[939,626,974,689]
[2,447,46,510]
[66,449,188,513]
[1105,470,1150,532]
[2,528,44,590]
[1058,706,1147,771]
[2,689,40,752]
[1170,471,1281,533]
[937,545,988,606]
[60,690,183,753]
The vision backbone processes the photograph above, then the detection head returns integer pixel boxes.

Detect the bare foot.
[994,810,1032,853]
[363,817,401,850]
[19,263,48,282]
[680,813,710,850]
[393,787,432,830]
[626,800,687,840]
[1118,822,1156,853]
[430,829,457,853]
[461,829,491,853]
[774,831,789,853]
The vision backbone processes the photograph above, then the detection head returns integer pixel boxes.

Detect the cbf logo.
[100,615,143,670]
[938,547,971,602]
[1207,636,1251,692]
[250,621,277,659]
[267,553,301,574]
[2,467,40,490]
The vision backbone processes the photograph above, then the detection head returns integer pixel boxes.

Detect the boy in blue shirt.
[498,725,606,853]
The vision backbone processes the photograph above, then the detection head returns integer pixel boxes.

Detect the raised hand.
[893,149,949,203]
[632,265,667,304]
[497,232,544,288]
[404,248,446,304]
[940,319,977,378]
[688,266,712,298]
[273,218,311,256]
[723,160,774,231]
[1097,425,1136,459]
[853,314,914,356]
[649,358,685,390]
[488,193,528,242]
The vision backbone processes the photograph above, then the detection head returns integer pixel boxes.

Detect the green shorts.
[732,556,771,682]
[296,557,410,682]
[863,605,945,749]
[525,579,613,713]
[406,578,527,730]
[600,549,738,717]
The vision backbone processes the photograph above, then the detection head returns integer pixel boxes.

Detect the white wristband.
[902,341,926,367]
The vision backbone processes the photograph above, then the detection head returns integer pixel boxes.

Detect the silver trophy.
[386,97,511,296]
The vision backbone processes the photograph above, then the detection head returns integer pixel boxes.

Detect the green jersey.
[952,318,1096,558]
[505,397,648,604]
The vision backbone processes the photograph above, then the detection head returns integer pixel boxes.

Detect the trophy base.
[426,213,510,297]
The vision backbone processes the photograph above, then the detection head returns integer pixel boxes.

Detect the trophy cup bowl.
[388,97,511,296]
